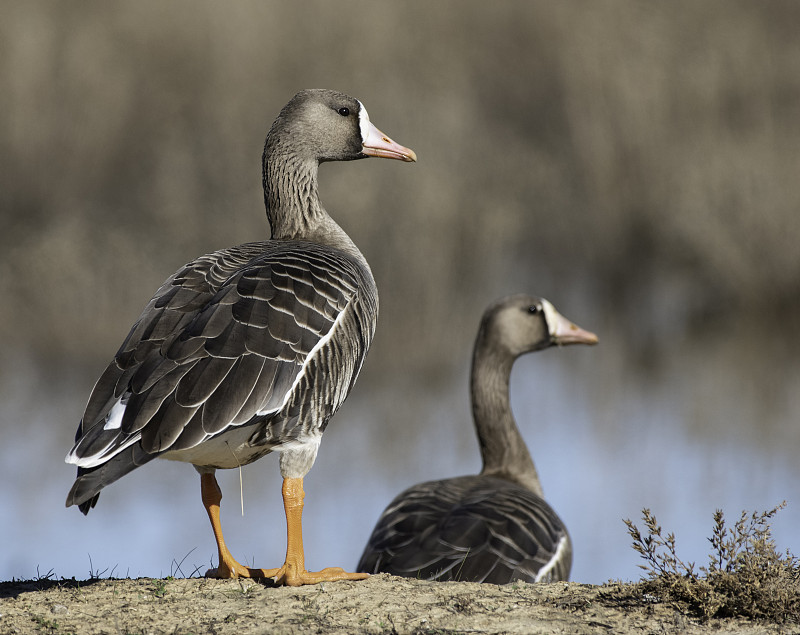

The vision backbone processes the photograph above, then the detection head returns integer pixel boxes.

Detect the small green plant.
[153,580,168,598]
[31,614,60,631]
[624,502,800,623]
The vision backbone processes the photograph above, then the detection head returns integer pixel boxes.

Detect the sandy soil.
[1,574,792,634]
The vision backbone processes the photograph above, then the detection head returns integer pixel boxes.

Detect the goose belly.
[159,423,323,474]
[160,424,273,470]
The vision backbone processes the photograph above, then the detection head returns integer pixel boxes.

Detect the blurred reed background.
[1,1,798,583]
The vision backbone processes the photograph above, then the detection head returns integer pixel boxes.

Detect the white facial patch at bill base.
[357,100,372,145]
[541,299,561,338]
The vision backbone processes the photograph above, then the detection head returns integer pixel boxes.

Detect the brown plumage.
[357,295,597,584]
[66,89,416,585]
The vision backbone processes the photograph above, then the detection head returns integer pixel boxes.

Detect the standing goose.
[65,89,416,586]
[357,294,597,583]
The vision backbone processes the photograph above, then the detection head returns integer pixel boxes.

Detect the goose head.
[266,89,417,164]
[484,294,598,358]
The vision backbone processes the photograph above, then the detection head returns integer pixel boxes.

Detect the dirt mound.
[1,575,789,634]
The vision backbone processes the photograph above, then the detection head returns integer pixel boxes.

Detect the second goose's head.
[481,294,598,359]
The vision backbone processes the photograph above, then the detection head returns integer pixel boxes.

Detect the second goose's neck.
[263,152,361,258]
[470,336,544,497]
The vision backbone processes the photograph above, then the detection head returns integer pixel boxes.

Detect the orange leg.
[269,477,369,586]
[201,472,271,579]
[201,472,368,586]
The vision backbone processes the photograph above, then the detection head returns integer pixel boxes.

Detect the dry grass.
[624,503,800,623]
[3,2,800,372]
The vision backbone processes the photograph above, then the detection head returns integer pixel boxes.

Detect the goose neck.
[263,153,324,239]
[262,152,361,258]
[470,339,543,497]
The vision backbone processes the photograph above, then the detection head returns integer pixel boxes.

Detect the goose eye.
[337,107,350,117]
[527,305,540,315]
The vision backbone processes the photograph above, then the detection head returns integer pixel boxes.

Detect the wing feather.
[82,363,126,429]
[139,394,201,453]
[69,241,372,476]
[122,364,195,434]
[356,475,572,584]
[174,356,237,407]
[199,354,267,435]
[235,357,280,421]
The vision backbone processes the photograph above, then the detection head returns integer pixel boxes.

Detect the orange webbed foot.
[204,553,278,579]
[205,559,368,585]
[269,563,368,587]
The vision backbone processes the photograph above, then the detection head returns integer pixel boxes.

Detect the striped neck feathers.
[262,145,360,258]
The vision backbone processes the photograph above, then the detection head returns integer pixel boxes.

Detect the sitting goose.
[357,294,597,583]
[65,89,416,586]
